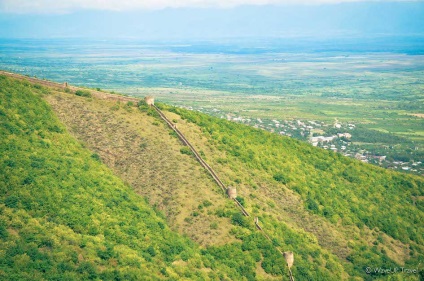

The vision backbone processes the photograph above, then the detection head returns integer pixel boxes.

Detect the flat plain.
[1,39,423,174]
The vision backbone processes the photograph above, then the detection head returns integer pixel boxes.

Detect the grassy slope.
[43,76,424,280]
[2,74,423,280]
[160,104,424,280]
[44,86,237,247]
[39,79,346,280]
[0,75,257,280]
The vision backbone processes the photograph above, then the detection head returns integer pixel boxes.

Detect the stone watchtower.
[145,96,154,106]
[227,187,237,199]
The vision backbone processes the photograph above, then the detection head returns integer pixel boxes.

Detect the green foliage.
[0,76,253,280]
[0,220,7,239]
[235,196,245,207]
[202,200,212,207]
[75,90,92,97]
[90,153,101,161]
[137,100,150,113]
[180,146,193,156]
[147,107,159,117]
[231,213,249,228]
[147,245,156,257]
[273,172,289,184]
[110,103,120,111]
[205,243,257,281]
[5,195,19,208]
[163,103,424,279]
[166,104,424,241]
[137,100,147,107]
[2,75,422,280]
[139,142,148,150]
[306,196,320,213]
[350,125,410,145]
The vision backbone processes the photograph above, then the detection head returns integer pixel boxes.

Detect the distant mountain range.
[1,2,423,40]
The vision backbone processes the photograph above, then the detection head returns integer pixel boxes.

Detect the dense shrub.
[180,146,193,156]
[75,90,91,97]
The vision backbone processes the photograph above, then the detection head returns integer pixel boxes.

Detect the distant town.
[181,106,424,176]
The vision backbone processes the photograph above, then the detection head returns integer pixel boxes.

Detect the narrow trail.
[1,70,295,279]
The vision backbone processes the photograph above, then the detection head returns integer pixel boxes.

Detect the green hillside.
[1,74,423,280]
[160,104,424,280]
[0,75,276,280]
[41,78,344,280]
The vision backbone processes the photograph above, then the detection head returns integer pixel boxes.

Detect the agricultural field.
[1,38,423,174]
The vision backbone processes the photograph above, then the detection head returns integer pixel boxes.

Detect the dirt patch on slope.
[44,91,236,247]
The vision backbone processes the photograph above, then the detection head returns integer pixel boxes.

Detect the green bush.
[147,108,159,117]
[231,213,248,227]
[5,195,19,208]
[137,100,147,107]
[210,222,218,230]
[0,220,8,239]
[147,245,156,257]
[273,173,289,184]
[202,200,212,207]
[90,153,101,161]
[139,142,148,150]
[236,196,245,207]
[75,90,91,97]
[180,147,193,156]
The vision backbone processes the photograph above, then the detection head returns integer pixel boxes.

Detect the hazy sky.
[0,1,423,39]
[0,0,421,13]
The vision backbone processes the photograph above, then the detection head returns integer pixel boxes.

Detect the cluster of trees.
[350,126,410,145]
[208,199,344,280]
